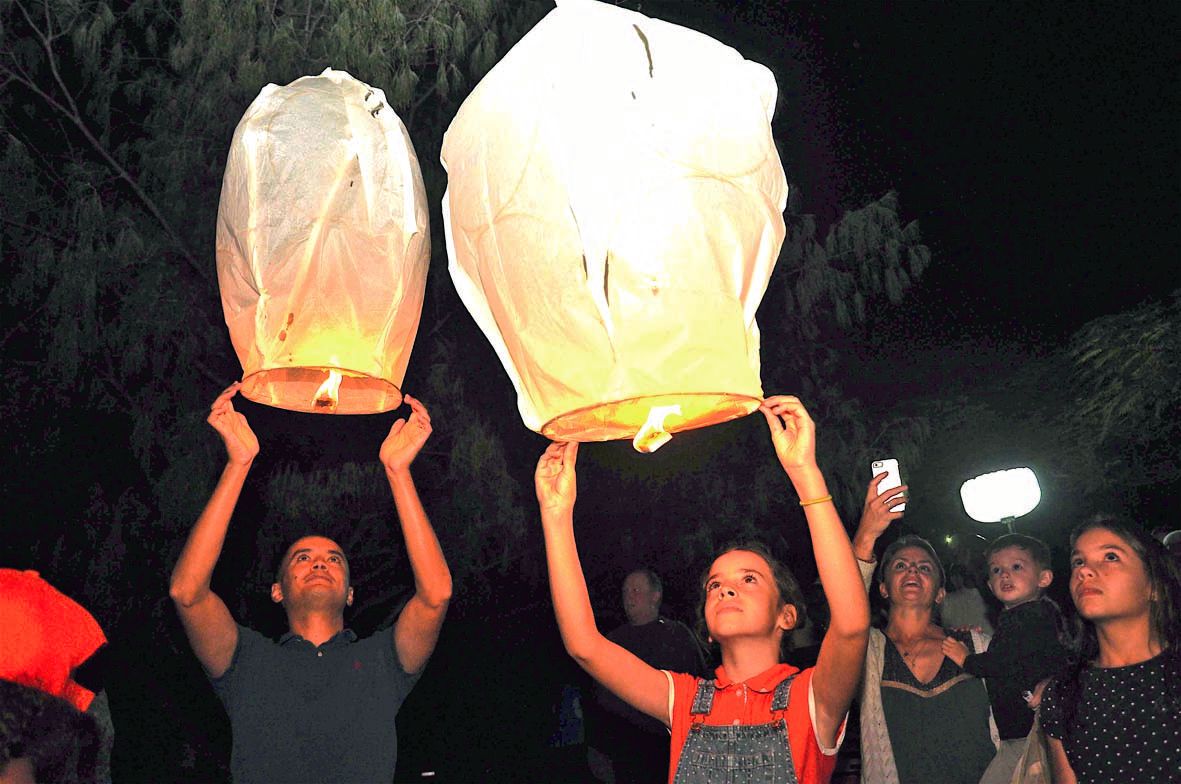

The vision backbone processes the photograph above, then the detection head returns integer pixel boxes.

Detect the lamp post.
[959,467,1041,534]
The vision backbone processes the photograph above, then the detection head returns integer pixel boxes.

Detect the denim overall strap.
[672,675,800,784]
[771,676,794,712]
[690,679,717,716]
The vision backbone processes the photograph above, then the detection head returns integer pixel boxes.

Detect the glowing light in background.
[960,467,1041,528]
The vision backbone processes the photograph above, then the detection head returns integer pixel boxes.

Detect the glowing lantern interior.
[217,68,429,414]
[442,0,786,445]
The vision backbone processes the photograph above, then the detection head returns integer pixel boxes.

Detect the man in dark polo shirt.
[170,384,451,783]
[589,568,707,784]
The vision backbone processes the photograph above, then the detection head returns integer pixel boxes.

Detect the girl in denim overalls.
[536,396,871,783]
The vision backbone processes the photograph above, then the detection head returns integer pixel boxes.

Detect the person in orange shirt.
[0,569,111,783]
[535,396,869,784]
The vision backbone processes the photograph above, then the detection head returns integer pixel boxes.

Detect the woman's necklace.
[891,632,935,661]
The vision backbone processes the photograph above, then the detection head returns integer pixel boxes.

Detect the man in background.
[588,568,706,784]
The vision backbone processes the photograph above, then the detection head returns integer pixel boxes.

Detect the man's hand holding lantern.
[208,383,259,467]
[380,394,432,475]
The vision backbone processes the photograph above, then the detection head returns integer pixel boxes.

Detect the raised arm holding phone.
[853,468,1000,784]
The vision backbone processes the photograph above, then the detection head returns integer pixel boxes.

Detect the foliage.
[889,293,1180,554]
[780,190,930,337]
[0,0,542,537]
[0,0,935,604]
[765,190,933,514]
[0,1,943,773]
[1060,289,1181,495]
[1065,290,1179,443]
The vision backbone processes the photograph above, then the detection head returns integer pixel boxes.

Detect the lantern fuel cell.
[217,69,429,414]
[632,405,682,453]
[442,0,788,449]
[313,368,344,412]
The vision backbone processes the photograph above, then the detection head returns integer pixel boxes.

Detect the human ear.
[778,604,798,632]
[1038,570,1053,589]
[878,582,889,600]
[346,587,354,607]
[271,582,284,604]
[934,587,946,606]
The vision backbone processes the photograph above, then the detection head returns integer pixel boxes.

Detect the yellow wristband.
[799,494,833,507]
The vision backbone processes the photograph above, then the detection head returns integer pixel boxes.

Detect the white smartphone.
[871,458,905,511]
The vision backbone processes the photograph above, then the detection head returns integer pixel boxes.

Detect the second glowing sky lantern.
[442,0,788,451]
[217,68,429,414]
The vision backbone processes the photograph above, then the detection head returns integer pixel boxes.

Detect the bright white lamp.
[960,467,1041,532]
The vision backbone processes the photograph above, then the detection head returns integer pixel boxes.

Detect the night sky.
[587,2,1181,487]
[706,1,1178,342]
[774,0,1179,531]
[2,1,1177,780]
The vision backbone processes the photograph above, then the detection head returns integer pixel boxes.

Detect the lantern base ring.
[240,367,404,415]
[540,392,760,442]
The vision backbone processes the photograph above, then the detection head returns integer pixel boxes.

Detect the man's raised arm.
[169,383,258,678]
[380,395,452,675]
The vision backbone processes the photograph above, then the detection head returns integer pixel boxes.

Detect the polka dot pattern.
[1041,648,1181,784]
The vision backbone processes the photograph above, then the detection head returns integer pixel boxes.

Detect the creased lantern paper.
[442,0,788,445]
[217,68,428,414]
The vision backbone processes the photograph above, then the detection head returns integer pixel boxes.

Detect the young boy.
[942,533,1071,784]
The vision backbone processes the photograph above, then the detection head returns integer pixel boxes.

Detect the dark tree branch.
[0,214,69,247]
[0,301,48,351]
[4,0,211,287]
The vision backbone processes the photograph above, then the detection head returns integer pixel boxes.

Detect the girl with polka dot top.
[1040,516,1181,784]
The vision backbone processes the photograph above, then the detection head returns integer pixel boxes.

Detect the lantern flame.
[632,404,682,453]
[313,369,343,412]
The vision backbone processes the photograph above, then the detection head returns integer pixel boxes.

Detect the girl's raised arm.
[762,396,870,747]
[535,441,672,724]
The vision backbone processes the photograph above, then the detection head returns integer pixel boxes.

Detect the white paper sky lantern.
[217,68,429,414]
[442,0,787,449]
